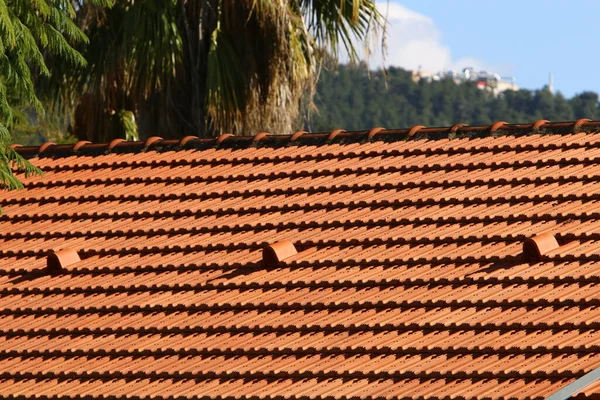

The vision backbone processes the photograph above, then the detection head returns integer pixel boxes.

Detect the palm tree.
[41,0,382,141]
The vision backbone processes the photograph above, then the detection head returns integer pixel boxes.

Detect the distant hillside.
[307,64,599,132]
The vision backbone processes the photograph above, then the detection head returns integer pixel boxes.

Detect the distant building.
[412,67,519,95]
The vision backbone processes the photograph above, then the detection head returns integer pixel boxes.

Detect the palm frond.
[301,0,381,61]
[31,0,382,142]
[206,24,245,132]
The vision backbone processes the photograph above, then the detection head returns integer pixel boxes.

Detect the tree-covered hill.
[14,63,600,146]
[306,64,600,132]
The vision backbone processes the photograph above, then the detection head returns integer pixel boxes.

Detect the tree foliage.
[38,0,382,142]
[308,64,599,133]
[0,0,111,190]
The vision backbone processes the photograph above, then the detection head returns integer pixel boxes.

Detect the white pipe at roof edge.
[545,365,600,400]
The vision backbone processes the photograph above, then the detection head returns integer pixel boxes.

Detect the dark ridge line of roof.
[10,119,599,159]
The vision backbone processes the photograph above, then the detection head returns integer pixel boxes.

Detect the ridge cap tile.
[11,120,600,160]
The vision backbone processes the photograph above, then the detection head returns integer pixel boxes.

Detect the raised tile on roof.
[46,248,81,272]
[263,241,298,267]
[4,121,600,399]
[523,232,561,262]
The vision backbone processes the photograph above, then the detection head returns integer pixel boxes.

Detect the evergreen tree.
[531,88,554,120]
[553,92,574,121]
[0,0,111,191]
[309,64,600,134]
[570,91,599,119]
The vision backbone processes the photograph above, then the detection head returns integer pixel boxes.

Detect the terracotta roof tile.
[5,122,600,399]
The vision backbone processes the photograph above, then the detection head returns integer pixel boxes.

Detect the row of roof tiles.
[10,119,600,159]
[0,377,577,400]
[2,329,600,356]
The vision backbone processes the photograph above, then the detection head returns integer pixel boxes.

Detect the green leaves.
[301,0,381,60]
[0,0,91,123]
[0,0,106,195]
[0,146,43,189]
[117,109,139,142]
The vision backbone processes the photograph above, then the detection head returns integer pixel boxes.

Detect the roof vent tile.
[263,241,297,267]
[47,249,80,272]
[523,233,560,262]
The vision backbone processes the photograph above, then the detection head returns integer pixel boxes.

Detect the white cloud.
[356,3,512,76]
[371,3,451,71]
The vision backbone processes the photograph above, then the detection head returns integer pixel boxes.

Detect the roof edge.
[12,119,600,159]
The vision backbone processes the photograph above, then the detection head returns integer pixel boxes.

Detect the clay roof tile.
[4,120,600,400]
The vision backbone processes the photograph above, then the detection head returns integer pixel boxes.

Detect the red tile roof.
[4,120,600,399]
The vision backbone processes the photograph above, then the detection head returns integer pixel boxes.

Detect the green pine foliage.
[308,64,598,133]
[0,0,112,192]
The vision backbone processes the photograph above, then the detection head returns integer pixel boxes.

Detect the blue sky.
[372,1,599,98]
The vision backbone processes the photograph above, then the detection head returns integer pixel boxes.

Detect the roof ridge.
[11,119,599,159]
